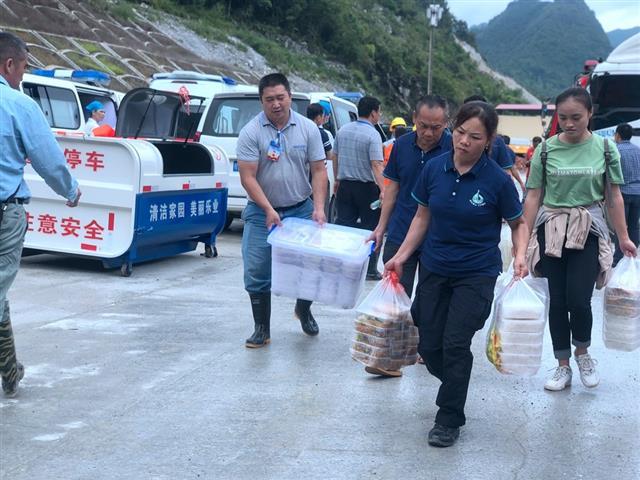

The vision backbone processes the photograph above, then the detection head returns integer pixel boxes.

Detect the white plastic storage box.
[267,218,373,308]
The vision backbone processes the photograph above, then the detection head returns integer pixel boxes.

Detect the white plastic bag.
[486,275,550,376]
[603,256,640,351]
[501,280,545,319]
[499,223,513,272]
[351,273,418,371]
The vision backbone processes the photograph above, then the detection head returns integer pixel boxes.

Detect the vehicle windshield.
[590,74,640,131]
[202,97,309,137]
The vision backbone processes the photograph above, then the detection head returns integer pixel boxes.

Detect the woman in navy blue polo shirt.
[385,101,529,447]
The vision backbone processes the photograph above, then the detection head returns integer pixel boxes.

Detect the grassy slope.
[98,0,525,117]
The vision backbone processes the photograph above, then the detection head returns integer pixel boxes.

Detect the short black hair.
[415,94,448,118]
[532,136,542,145]
[306,103,324,121]
[501,134,511,145]
[258,73,291,98]
[555,87,592,112]
[453,101,499,140]
[357,96,380,117]
[464,94,488,104]
[0,32,29,64]
[616,123,633,141]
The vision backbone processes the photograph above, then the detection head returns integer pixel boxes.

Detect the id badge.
[267,140,282,162]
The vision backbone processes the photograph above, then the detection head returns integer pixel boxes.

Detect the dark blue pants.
[382,240,420,298]
[412,269,496,428]
[614,193,640,264]
[335,180,380,275]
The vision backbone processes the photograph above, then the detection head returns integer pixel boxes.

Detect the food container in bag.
[268,217,373,309]
[603,256,640,352]
[350,273,419,371]
[486,274,550,376]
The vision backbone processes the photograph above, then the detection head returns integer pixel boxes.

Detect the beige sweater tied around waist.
[527,203,613,289]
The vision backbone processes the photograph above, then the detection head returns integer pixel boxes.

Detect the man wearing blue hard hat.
[84,100,105,136]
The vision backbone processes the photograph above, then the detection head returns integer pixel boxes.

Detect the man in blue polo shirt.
[369,95,452,300]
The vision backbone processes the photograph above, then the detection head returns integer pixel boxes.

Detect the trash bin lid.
[116,87,207,140]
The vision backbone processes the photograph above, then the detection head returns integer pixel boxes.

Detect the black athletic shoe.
[427,423,460,447]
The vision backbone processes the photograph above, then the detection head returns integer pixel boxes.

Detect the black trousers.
[537,229,600,360]
[382,240,420,298]
[335,180,381,274]
[614,193,640,264]
[412,268,496,428]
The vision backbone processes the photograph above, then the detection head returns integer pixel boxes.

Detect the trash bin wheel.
[120,262,133,277]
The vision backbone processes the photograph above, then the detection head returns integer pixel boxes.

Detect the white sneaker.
[544,365,572,391]
[574,352,599,388]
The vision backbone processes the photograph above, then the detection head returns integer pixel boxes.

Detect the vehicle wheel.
[120,262,132,277]
[223,215,234,230]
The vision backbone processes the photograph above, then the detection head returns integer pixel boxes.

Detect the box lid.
[267,217,373,261]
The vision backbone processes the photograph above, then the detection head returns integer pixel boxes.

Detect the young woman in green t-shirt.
[523,87,637,392]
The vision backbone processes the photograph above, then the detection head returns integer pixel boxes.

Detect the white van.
[20,72,121,135]
[589,33,640,146]
[149,70,250,98]
[195,91,357,228]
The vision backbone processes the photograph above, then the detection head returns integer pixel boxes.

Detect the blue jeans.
[241,199,313,293]
[0,204,26,380]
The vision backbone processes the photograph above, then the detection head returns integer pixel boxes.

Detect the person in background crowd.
[0,32,81,397]
[307,102,335,162]
[613,123,640,265]
[84,100,105,136]
[333,96,386,280]
[318,100,335,148]
[383,116,408,165]
[463,96,526,193]
[237,73,328,348]
[385,101,528,447]
[526,136,542,178]
[523,88,637,392]
[513,154,528,202]
[526,136,542,163]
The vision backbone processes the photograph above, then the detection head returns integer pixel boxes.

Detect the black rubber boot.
[245,292,271,348]
[294,299,319,336]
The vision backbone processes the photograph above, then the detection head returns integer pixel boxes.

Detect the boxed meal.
[486,277,549,376]
[603,257,640,352]
[268,217,373,309]
[350,274,419,371]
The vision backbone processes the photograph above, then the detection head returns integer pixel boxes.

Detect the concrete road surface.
[1,222,638,479]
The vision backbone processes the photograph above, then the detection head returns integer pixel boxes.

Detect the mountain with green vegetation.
[608,27,640,49]
[473,0,611,99]
[101,0,525,116]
